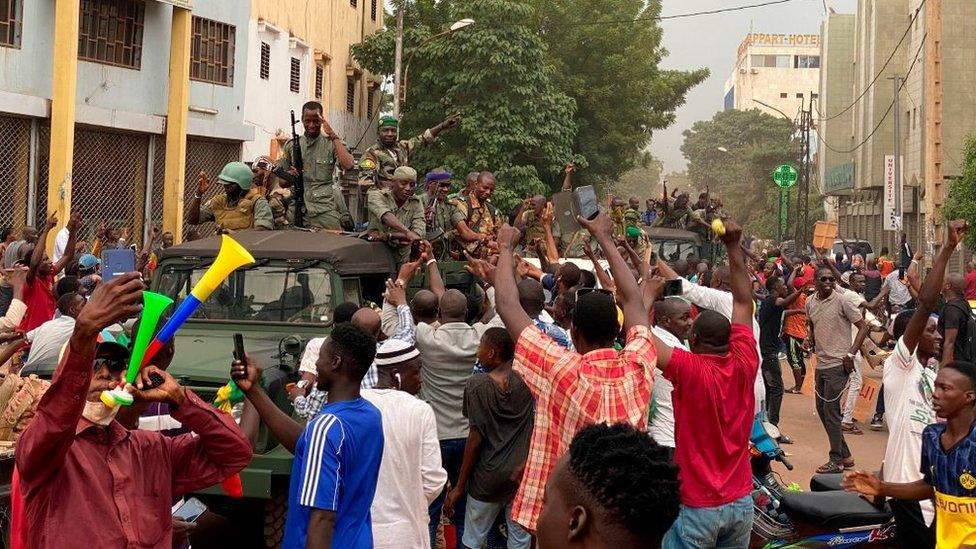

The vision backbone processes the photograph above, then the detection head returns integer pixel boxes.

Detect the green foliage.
[680,109,800,239]
[351,0,705,213]
[942,136,976,251]
[613,152,662,201]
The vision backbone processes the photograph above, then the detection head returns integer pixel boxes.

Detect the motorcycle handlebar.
[777,452,795,471]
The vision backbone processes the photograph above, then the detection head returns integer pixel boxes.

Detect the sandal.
[842,458,856,469]
[841,422,864,435]
[785,387,802,394]
[816,461,843,474]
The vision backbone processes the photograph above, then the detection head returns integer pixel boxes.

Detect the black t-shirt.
[758,295,785,357]
[939,298,973,361]
[461,370,535,502]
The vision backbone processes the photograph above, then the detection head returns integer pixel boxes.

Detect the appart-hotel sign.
[738,33,820,56]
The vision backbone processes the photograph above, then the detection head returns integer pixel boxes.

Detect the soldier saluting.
[276,101,356,230]
[358,113,461,189]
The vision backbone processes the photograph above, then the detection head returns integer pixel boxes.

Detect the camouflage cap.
[392,166,418,182]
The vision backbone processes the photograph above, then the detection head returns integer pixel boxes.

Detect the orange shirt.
[783,292,808,339]
[879,256,894,278]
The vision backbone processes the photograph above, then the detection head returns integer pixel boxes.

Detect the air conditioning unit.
[751,68,759,74]
[739,68,747,74]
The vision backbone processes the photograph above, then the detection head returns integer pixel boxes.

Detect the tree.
[532,0,707,191]
[353,0,706,211]
[354,0,577,212]
[942,136,976,251]
[681,109,800,239]
[612,152,662,201]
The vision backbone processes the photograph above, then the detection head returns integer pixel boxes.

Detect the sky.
[654,0,858,173]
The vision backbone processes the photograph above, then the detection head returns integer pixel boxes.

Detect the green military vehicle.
[645,226,725,263]
[152,229,472,546]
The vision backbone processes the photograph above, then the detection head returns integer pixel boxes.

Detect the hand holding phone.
[574,185,599,221]
[101,248,136,284]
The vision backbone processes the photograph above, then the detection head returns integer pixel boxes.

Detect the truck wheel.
[263,487,287,548]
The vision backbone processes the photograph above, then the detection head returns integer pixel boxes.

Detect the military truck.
[152,229,472,546]
[645,226,725,263]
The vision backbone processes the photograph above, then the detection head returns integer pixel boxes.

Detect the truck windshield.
[156,263,334,324]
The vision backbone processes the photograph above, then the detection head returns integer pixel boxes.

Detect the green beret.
[626,226,641,239]
[378,115,399,129]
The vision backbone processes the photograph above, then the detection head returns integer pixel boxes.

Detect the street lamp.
[393,18,475,116]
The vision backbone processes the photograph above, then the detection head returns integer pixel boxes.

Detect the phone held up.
[574,185,600,221]
[101,248,136,284]
[231,333,246,380]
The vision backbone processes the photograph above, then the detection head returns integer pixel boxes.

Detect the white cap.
[375,339,419,366]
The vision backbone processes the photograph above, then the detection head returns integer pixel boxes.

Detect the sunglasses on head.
[253,160,273,172]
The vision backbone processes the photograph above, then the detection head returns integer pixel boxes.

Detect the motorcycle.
[750,420,897,548]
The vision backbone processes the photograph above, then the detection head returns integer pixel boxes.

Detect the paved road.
[771,361,887,488]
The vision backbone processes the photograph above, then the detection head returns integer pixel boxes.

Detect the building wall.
[724,33,820,118]
[818,13,856,196]
[247,0,383,160]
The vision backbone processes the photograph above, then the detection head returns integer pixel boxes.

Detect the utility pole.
[795,96,812,246]
[888,74,902,251]
[393,7,404,119]
[924,0,944,260]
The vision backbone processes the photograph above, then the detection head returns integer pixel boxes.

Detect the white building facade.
[723,33,821,118]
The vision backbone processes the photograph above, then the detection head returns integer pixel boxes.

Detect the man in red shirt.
[20,213,80,333]
[964,260,976,300]
[493,212,656,534]
[651,219,759,548]
[16,273,252,548]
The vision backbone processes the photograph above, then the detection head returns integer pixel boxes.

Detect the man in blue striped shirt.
[234,323,384,548]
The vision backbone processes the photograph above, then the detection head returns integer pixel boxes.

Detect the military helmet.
[217,161,254,190]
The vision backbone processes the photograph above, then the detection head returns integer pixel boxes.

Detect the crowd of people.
[1,103,976,549]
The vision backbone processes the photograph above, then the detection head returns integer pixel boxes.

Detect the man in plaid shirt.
[492,212,656,533]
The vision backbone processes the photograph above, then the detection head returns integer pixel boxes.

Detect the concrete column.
[45,0,81,252]
[162,8,192,242]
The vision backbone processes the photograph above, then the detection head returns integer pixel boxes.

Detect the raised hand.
[717,219,742,247]
[66,212,83,234]
[947,219,969,248]
[75,272,144,335]
[44,213,58,231]
[129,365,185,406]
[497,224,521,250]
[577,212,613,240]
[230,354,262,394]
[384,279,407,307]
[564,163,576,175]
[197,171,210,196]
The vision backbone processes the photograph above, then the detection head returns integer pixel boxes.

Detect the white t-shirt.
[882,336,936,521]
[650,326,687,448]
[883,270,913,306]
[52,227,69,264]
[23,316,76,368]
[362,389,447,549]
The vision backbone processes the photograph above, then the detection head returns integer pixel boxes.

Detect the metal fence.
[0,115,32,234]
[149,136,241,239]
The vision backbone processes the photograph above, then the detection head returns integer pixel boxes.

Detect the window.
[796,93,803,99]
[350,0,357,7]
[371,0,377,21]
[812,93,819,99]
[751,54,791,68]
[78,0,145,69]
[190,16,235,86]
[780,92,788,98]
[367,88,375,117]
[346,78,356,113]
[259,42,270,80]
[795,55,820,68]
[315,64,324,100]
[290,57,301,93]
[0,0,23,48]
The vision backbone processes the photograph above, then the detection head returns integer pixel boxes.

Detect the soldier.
[251,155,293,230]
[358,113,461,189]
[186,162,273,233]
[519,195,549,258]
[367,166,426,265]
[421,170,462,260]
[609,196,628,240]
[622,209,650,261]
[654,191,694,229]
[276,101,355,231]
[450,171,500,258]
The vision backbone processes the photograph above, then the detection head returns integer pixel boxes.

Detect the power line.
[816,0,925,122]
[540,0,808,27]
[815,33,926,155]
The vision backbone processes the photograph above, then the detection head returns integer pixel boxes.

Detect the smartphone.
[173,497,207,523]
[101,248,136,283]
[663,279,683,297]
[574,185,600,221]
[233,333,245,362]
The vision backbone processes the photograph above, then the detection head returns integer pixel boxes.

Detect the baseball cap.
[78,253,100,270]
[392,166,418,183]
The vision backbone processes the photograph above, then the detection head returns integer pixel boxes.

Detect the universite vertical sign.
[883,155,902,231]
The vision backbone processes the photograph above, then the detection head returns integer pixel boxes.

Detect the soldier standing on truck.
[276,101,356,231]
[358,113,461,189]
[186,162,274,233]
[367,167,427,265]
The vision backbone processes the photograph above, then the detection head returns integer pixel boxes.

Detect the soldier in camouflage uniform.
[609,196,628,241]
[519,195,554,259]
[419,170,462,260]
[366,166,426,265]
[623,208,651,260]
[450,171,500,258]
[276,101,356,230]
[358,114,461,189]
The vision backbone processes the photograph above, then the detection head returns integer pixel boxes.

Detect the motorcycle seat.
[810,473,844,492]
[779,490,892,530]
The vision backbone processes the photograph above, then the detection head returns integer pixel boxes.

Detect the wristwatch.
[296,379,311,390]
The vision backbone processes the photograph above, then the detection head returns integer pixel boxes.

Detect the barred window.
[346,78,355,113]
[370,0,377,21]
[290,57,301,93]
[0,0,23,48]
[366,89,375,118]
[314,64,324,100]
[78,0,145,69]
[190,16,235,86]
[259,42,270,80]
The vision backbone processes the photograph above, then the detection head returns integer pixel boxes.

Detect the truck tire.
[263,487,288,548]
